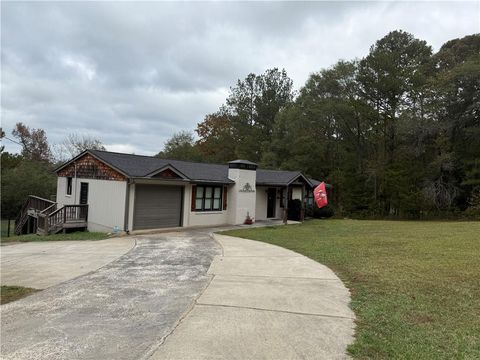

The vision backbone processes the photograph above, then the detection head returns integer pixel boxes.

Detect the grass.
[1,219,15,238]
[1,219,109,243]
[1,286,39,304]
[222,219,480,359]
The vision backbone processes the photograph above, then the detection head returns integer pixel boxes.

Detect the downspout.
[74,161,78,204]
[123,179,131,234]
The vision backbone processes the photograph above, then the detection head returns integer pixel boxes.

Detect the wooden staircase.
[15,196,88,235]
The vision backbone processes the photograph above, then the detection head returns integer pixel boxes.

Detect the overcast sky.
[1,1,479,156]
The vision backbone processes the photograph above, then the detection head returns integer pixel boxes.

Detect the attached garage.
[133,184,183,230]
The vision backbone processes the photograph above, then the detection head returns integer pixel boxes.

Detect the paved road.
[152,233,355,359]
[1,238,135,288]
[1,231,221,360]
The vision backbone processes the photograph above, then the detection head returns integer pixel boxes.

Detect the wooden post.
[27,216,31,234]
[301,184,305,222]
[283,186,289,224]
[7,218,11,237]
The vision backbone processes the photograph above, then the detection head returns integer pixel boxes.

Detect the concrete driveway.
[1,228,355,359]
[151,233,355,359]
[1,231,221,360]
[1,238,135,288]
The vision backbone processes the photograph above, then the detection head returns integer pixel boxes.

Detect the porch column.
[283,185,289,224]
[300,184,305,222]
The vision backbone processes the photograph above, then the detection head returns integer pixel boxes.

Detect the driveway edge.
[150,232,356,359]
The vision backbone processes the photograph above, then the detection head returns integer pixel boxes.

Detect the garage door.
[134,185,183,230]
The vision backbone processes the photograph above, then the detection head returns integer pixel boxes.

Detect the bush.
[288,199,303,221]
[308,204,335,218]
[464,187,480,219]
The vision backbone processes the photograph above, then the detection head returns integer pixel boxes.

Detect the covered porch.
[255,174,314,223]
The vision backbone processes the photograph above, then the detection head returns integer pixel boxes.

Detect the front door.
[80,182,89,205]
[267,188,276,218]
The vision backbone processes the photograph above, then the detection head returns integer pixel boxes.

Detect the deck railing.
[15,195,56,235]
[38,205,88,234]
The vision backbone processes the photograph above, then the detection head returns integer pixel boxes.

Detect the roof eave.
[285,172,314,187]
[54,150,131,178]
[144,163,190,180]
[190,179,235,185]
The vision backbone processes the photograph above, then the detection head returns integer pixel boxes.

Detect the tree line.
[1,31,478,220]
[158,31,480,218]
[1,125,105,219]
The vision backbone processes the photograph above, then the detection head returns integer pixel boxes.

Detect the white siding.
[255,186,268,221]
[277,189,284,218]
[57,177,76,206]
[129,182,229,229]
[184,184,229,227]
[56,177,127,232]
[227,168,257,224]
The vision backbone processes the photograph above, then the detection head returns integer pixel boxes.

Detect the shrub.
[288,199,303,221]
[309,204,335,218]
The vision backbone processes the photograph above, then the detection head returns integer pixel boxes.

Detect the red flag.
[314,182,328,209]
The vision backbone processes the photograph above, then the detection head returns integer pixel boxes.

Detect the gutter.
[124,179,132,233]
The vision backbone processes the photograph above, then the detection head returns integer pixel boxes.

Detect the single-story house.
[53,150,320,233]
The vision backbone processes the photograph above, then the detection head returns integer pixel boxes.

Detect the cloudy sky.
[2,1,478,156]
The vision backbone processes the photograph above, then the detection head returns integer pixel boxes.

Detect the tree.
[12,122,52,162]
[267,60,376,213]
[357,30,433,214]
[1,152,23,171]
[0,127,5,152]
[226,68,294,162]
[53,133,106,163]
[1,159,56,219]
[181,31,479,218]
[433,34,480,209]
[2,123,57,219]
[195,112,236,163]
[156,131,202,162]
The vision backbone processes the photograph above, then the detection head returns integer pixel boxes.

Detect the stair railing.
[15,195,56,235]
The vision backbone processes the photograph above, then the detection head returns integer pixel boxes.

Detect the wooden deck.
[16,196,88,235]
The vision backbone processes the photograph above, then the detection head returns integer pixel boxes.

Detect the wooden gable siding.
[57,153,127,181]
[152,168,182,179]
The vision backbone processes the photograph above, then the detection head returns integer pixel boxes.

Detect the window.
[195,186,222,211]
[66,177,72,195]
[306,189,314,206]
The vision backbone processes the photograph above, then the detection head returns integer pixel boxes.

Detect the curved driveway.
[1,229,355,359]
[1,231,221,360]
[152,233,355,360]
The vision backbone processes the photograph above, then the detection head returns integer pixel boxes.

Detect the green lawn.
[1,219,108,243]
[1,231,108,244]
[222,219,480,359]
[1,219,15,238]
[1,286,39,304]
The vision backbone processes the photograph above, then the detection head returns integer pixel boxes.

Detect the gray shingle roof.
[64,150,320,186]
[256,169,304,186]
[90,150,233,183]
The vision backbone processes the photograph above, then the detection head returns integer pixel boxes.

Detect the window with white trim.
[66,177,73,195]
